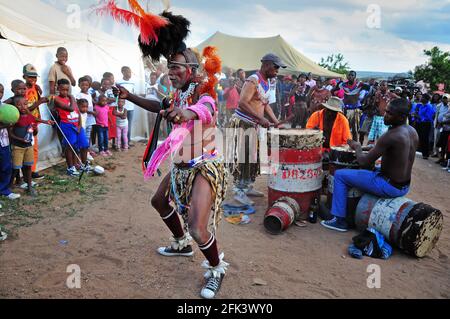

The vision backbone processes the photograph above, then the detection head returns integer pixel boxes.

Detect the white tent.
[0,0,153,170]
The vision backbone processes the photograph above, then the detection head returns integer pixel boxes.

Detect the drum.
[268,129,323,219]
[356,194,443,257]
[264,197,301,234]
[326,146,362,228]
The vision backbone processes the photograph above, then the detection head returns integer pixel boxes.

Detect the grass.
[0,162,110,237]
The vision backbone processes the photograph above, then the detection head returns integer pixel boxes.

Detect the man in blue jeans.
[321,98,419,232]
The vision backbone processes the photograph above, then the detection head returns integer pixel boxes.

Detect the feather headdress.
[96,0,190,61]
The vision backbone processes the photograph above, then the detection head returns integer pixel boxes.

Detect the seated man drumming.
[321,98,419,232]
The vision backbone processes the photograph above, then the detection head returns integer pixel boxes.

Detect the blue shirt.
[415,103,435,123]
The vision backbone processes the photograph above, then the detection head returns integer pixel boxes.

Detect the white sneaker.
[0,229,7,241]
[20,181,37,189]
[245,186,264,197]
[6,193,21,200]
[234,190,254,206]
[87,153,94,161]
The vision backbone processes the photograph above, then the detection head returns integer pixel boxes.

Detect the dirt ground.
[0,142,449,299]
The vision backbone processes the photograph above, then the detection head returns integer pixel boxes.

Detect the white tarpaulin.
[0,0,154,170]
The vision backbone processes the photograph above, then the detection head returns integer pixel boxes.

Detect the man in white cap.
[229,53,284,204]
[395,86,403,96]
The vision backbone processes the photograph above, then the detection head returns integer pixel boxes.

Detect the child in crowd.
[23,64,47,180]
[113,99,128,151]
[48,47,76,95]
[75,77,96,156]
[94,95,111,156]
[90,81,102,104]
[8,96,53,196]
[0,83,21,200]
[3,80,26,105]
[103,73,118,151]
[53,79,89,176]
[76,99,92,171]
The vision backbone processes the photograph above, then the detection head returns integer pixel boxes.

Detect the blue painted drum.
[355,194,443,257]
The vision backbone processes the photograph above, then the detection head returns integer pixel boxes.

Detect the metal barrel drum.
[264,197,301,234]
[355,194,443,257]
[267,129,323,218]
[326,146,362,228]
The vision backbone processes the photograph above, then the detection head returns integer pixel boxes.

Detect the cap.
[261,53,287,68]
[23,64,39,77]
[395,86,403,92]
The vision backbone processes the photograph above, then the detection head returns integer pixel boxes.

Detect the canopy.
[196,32,344,78]
[0,0,152,170]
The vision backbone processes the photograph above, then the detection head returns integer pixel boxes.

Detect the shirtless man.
[114,47,228,299]
[332,70,368,141]
[321,98,419,232]
[228,53,284,204]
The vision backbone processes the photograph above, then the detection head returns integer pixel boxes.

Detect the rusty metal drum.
[268,129,323,218]
[355,194,443,257]
[264,197,301,234]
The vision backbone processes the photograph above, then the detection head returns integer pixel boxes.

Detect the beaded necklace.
[173,82,198,109]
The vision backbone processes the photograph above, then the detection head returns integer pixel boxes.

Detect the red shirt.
[56,97,79,125]
[15,113,37,128]
[224,87,240,109]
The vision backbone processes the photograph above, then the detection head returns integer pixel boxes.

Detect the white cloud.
[174,2,450,72]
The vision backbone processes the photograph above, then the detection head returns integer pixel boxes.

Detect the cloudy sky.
[42,0,450,72]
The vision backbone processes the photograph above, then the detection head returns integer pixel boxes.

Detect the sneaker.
[87,153,94,161]
[20,181,38,189]
[67,167,80,177]
[234,190,254,206]
[157,244,194,257]
[0,229,7,241]
[245,186,264,197]
[6,193,20,200]
[320,217,348,232]
[106,150,113,156]
[200,273,224,299]
[31,172,45,180]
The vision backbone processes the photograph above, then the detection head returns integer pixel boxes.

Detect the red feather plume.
[199,46,221,99]
[96,0,168,44]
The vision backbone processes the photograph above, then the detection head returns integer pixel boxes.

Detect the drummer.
[306,96,352,157]
[321,98,419,232]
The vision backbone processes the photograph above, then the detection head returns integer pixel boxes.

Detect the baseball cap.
[395,86,403,92]
[23,64,39,77]
[261,53,287,68]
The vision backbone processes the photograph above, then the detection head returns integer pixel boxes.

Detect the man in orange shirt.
[306,96,351,151]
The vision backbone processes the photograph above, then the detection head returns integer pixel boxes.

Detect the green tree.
[319,53,350,74]
[414,47,450,91]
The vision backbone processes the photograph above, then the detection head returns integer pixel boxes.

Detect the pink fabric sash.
[143,96,216,180]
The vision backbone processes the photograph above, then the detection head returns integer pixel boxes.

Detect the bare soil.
[0,142,449,299]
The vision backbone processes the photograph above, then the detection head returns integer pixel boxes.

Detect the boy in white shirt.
[75,77,96,156]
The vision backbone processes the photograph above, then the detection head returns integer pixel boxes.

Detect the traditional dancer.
[331,71,369,141]
[228,53,284,205]
[98,1,228,299]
